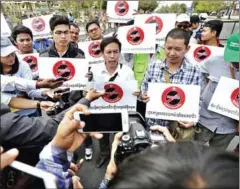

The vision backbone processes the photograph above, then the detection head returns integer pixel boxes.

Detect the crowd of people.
[1,9,239,189]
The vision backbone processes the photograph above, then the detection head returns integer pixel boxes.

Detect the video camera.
[114,112,167,164]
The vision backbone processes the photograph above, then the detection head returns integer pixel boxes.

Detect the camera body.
[115,112,152,164]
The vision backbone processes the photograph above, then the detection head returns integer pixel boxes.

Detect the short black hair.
[109,141,239,189]
[70,23,79,30]
[190,15,200,24]
[203,20,223,37]
[49,15,69,31]
[85,20,100,32]
[100,37,121,52]
[11,25,33,41]
[165,28,190,46]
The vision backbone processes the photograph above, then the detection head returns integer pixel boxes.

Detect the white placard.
[107,1,139,23]
[78,40,104,65]
[134,14,176,42]
[22,15,52,38]
[1,14,11,37]
[38,57,89,90]
[90,80,137,111]
[208,77,239,120]
[17,53,39,78]
[146,83,201,122]
[117,23,156,54]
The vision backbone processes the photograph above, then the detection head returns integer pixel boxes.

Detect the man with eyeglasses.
[40,15,84,58]
[85,20,104,41]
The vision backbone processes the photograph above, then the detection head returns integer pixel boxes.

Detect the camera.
[46,101,69,116]
[114,112,152,164]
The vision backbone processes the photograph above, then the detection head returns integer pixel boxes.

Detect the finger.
[114,132,123,141]
[68,168,76,176]
[72,176,83,189]
[89,133,103,140]
[1,148,19,170]
[77,159,84,170]
[65,104,88,120]
[0,147,3,153]
[70,163,78,172]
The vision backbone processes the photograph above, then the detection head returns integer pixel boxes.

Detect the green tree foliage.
[193,1,227,13]
[139,1,158,13]
[156,3,187,14]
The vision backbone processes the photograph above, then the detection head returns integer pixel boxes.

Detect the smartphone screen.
[79,112,123,132]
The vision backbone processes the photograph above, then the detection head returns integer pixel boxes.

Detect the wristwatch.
[102,175,111,186]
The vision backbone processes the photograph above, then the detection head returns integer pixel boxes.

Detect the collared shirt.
[141,58,205,127]
[91,62,134,82]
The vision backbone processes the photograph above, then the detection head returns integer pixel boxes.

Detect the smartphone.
[74,110,129,133]
[54,77,68,82]
[2,160,58,189]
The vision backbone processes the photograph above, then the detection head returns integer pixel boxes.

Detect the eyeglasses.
[54,30,70,35]
[88,27,99,33]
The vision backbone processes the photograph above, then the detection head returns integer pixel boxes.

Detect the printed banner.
[107,1,139,23]
[146,83,201,122]
[90,80,137,111]
[38,57,89,90]
[1,14,11,37]
[17,53,39,78]
[22,15,52,38]
[134,14,176,42]
[78,40,104,65]
[117,23,156,53]
[208,77,239,120]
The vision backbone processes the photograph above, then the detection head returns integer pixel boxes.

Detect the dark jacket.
[40,42,85,58]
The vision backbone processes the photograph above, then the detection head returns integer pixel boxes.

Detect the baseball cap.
[1,37,17,57]
[176,14,190,23]
[224,32,239,62]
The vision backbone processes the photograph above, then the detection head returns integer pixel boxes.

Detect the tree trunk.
[228,1,235,20]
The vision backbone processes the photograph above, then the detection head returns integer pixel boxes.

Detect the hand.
[106,132,123,180]
[68,159,84,176]
[51,104,103,152]
[132,90,140,97]
[1,147,19,170]
[86,89,105,102]
[42,88,65,99]
[150,125,176,142]
[141,93,150,103]
[40,101,55,111]
[72,176,83,189]
[37,78,63,89]
[178,121,194,128]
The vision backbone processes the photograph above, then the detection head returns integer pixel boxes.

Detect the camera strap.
[108,63,123,82]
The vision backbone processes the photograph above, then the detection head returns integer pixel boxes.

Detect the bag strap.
[230,65,236,80]
[164,70,171,84]
[108,64,122,82]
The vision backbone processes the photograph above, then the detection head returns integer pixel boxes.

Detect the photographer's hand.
[86,89,105,102]
[106,132,123,180]
[141,93,150,103]
[36,78,63,89]
[51,104,103,152]
[151,126,176,142]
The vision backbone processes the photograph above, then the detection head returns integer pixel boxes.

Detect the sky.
[158,1,193,8]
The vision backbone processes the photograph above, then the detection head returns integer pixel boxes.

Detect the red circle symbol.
[231,88,239,108]
[53,60,75,81]
[145,16,163,34]
[31,18,45,32]
[102,84,123,103]
[115,1,129,16]
[88,41,102,58]
[193,46,211,62]
[162,86,186,109]
[23,55,38,72]
[127,27,145,45]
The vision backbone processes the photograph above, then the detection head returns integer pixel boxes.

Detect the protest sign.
[22,15,52,38]
[1,13,11,37]
[186,44,233,81]
[17,53,39,78]
[146,83,201,122]
[117,24,156,53]
[208,76,239,120]
[90,80,137,111]
[38,57,89,90]
[78,40,104,65]
[107,1,139,23]
[134,14,176,42]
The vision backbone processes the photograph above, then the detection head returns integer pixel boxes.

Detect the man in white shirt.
[87,37,136,168]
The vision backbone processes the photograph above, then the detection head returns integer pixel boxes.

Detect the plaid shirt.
[141,58,205,127]
[36,144,74,189]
